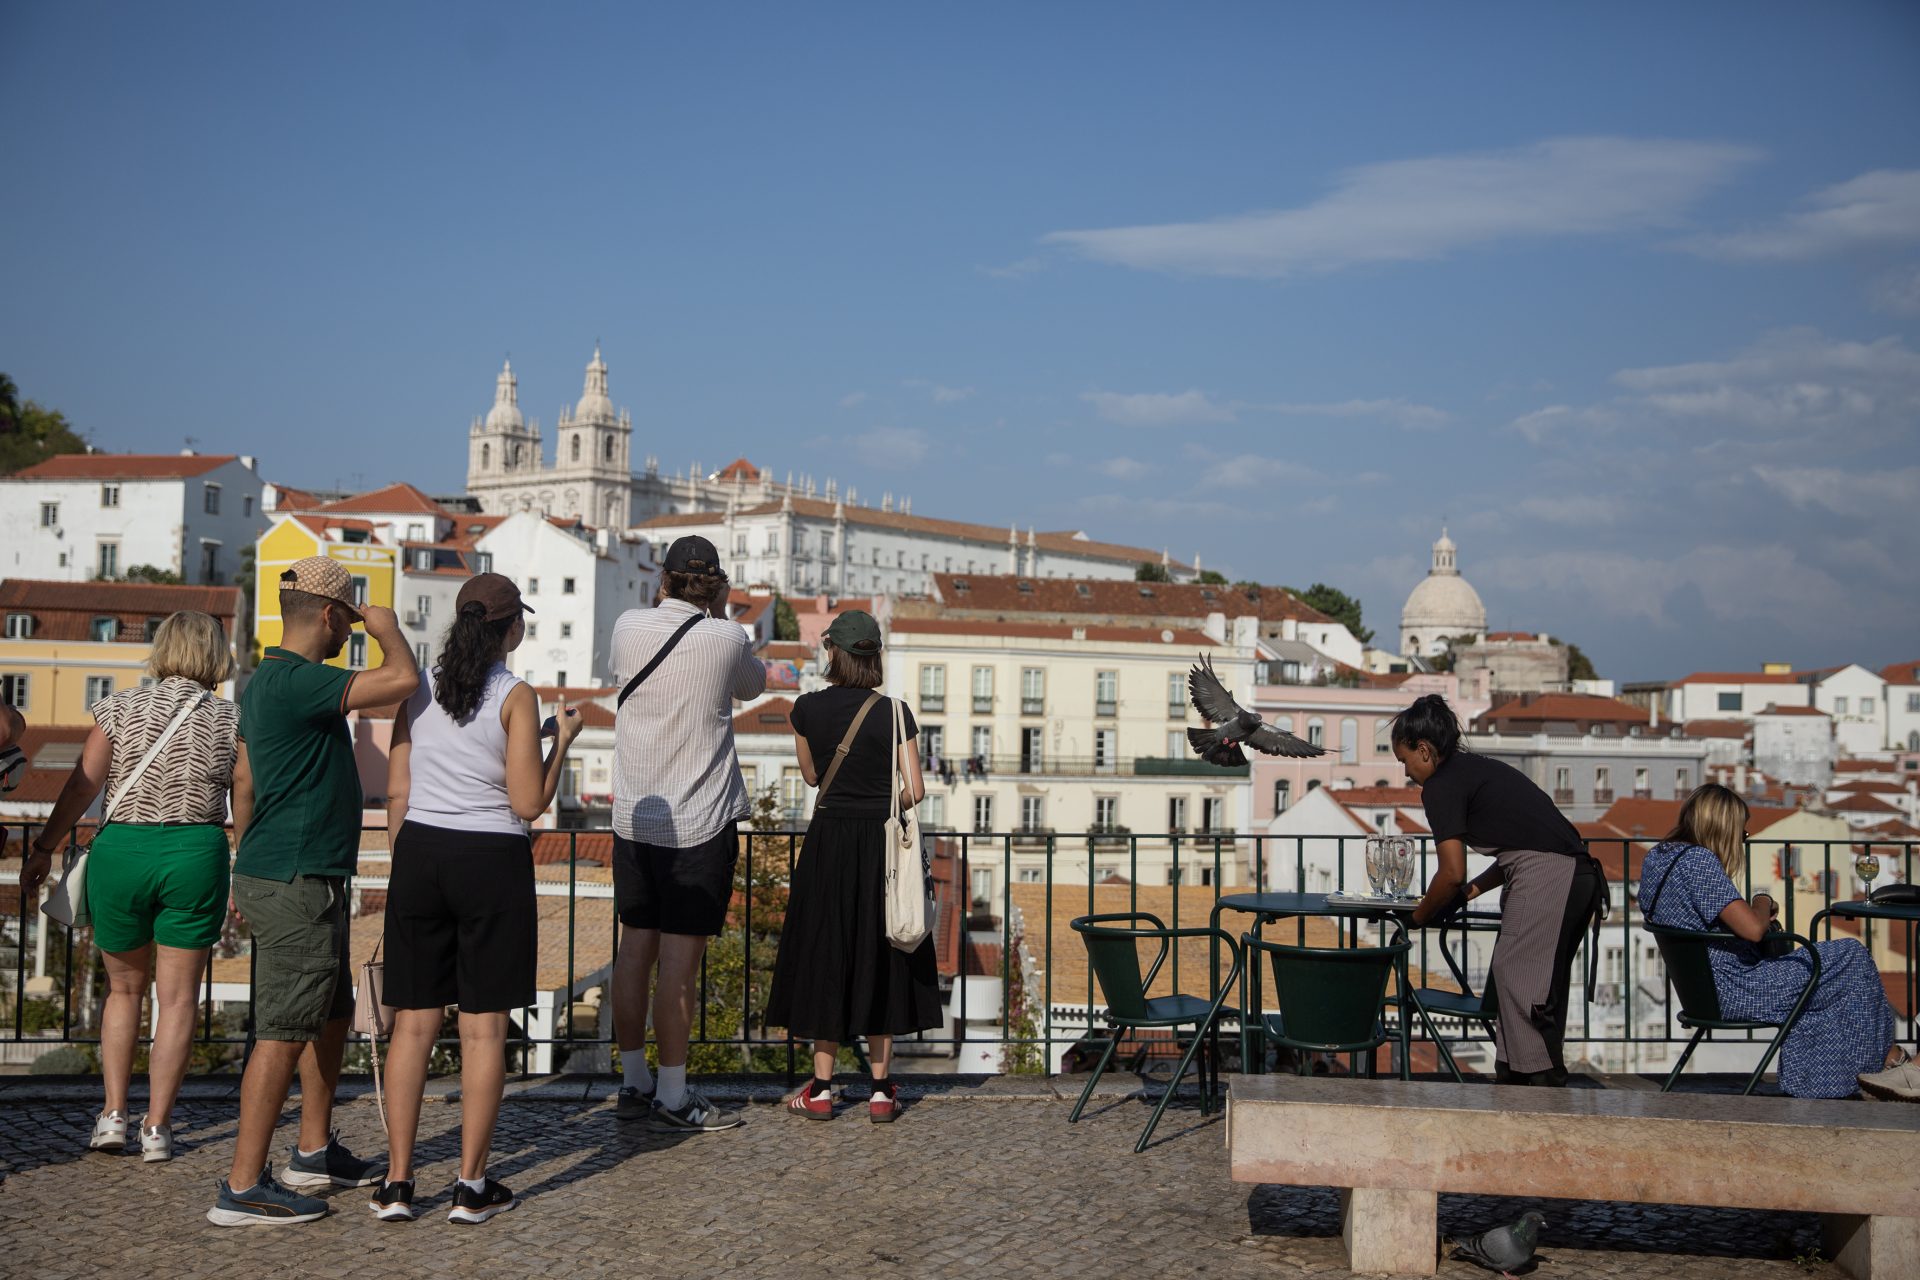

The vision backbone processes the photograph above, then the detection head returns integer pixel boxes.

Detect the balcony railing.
[920,694,945,713]
[1553,788,1574,804]
[1020,697,1044,716]
[919,753,1250,780]
[1094,700,1117,718]
[973,696,993,713]
[1168,703,1186,720]
[1593,788,1615,804]
[6,820,1909,1078]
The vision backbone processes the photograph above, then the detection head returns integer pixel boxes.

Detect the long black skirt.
[763,813,942,1042]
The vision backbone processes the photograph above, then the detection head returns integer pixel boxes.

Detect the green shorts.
[232,871,354,1042]
[84,823,231,954]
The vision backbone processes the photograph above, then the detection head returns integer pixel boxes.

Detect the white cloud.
[1257,398,1451,429]
[1094,456,1151,480]
[931,384,975,404]
[1475,544,1857,631]
[979,256,1046,280]
[1043,136,1759,278]
[1510,404,1616,445]
[1198,453,1323,490]
[1751,464,1920,517]
[838,391,868,409]
[1675,169,1920,260]
[1871,264,1920,316]
[1081,388,1235,426]
[1516,495,1625,526]
[846,426,930,470]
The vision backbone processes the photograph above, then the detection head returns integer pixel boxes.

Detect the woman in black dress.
[765,610,941,1122]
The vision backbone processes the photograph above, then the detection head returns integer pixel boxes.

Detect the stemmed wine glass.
[1856,849,1882,900]
[1364,836,1388,897]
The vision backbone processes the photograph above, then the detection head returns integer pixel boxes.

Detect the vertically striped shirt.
[609,598,767,846]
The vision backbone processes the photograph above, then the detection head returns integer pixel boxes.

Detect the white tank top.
[403,664,527,836]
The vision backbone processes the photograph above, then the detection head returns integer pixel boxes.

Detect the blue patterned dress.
[1638,841,1893,1098]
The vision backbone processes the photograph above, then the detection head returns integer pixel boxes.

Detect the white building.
[1665,669,1810,723]
[1886,661,1920,754]
[2,452,269,586]
[1809,663,1889,755]
[474,512,658,689]
[465,352,634,531]
[1751,705,1836,788]
[1398,530,1487,659]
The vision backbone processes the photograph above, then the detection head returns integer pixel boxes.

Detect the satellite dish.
[1160,629,1174,643]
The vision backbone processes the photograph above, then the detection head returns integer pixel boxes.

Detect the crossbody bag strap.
[817,691,883,800]
[103,690,209,826]
[889,696,904,826]
[617,613,705,709]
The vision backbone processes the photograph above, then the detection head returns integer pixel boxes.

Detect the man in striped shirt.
[609,536,765,1132]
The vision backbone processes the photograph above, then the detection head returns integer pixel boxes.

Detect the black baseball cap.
[823,609,882,655]
[665,535,726,577]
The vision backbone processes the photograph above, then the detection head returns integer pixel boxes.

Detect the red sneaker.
[785,1085,833,1121]
[869,1087,898,1125]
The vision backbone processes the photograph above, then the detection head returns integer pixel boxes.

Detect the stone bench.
[1227,1075,1920,1278]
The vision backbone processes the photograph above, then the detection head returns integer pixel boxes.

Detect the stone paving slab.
[0,1080,1839,1279]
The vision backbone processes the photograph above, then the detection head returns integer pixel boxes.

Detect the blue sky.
[3,2,1917,681]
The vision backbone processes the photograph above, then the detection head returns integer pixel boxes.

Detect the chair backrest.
[1072,917,1159,1021]
[1647,927,1726,1022]
[1262,938,1407,1050]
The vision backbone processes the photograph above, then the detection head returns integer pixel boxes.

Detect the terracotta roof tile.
[888,618,1219,646]
[4,726,95,803]
[760,642,813,662]
[1479,693,1667,728]
[1756,704,1828,717]
[1326,786,1425,807]
[316,482,450,516]
[0,580,243,641]
[714,458,761,481]
[929,574,1331,625]
[1881,661,1920,685]
[1829,792,1900,814]
[1597,795,1802,839]
[1682,719,1750,739]
[733,696,795,736]
[1831,780,1910,795]
[11,453,234,480]
[1676,671,1806,685]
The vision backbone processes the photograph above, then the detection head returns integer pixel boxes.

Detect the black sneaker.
[649,1086,744,1132]
[369,1179,416,1222]
[282,1131,385,1188]
[614,1086,655,1120]
[447,1177,516,1225]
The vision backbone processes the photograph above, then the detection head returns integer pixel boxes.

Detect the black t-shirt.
[1417,750,1585,856]
[790,686,917,818]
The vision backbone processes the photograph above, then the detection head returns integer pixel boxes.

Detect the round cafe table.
[1808,898,1920,1048]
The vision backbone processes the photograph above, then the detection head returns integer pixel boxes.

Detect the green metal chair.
[1393,909,1501,1082]
[1241,927,1410,1076]
[1645,923,1822,1095]
[1067,912,1244,1153]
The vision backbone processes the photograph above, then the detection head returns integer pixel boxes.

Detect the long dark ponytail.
[1389,693,1463,759]
[434,601,515,722]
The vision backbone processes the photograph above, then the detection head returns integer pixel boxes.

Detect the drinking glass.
[1389,838,1417,898]
[1856,851,1881,898]
[1364,836,1387,897]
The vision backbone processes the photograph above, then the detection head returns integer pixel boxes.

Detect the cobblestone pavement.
[0,1077,1836,1280]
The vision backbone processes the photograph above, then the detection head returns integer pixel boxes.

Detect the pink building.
[1249,672,1489,826]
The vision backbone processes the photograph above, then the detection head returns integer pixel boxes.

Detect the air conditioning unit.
[404,612,425,628]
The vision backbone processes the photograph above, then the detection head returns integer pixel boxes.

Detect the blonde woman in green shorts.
[22,611,240,1163]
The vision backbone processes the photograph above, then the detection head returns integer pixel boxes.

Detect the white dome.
[575,346,615,423]
[485,360,524,431]
[1401,573,1486,633]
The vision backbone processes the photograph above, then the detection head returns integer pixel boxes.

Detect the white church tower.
[467,359,543,503]
[466,348,632,526]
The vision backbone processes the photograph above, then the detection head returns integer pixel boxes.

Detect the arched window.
[1406,635,1419,652]
[510,444,522,467]
[1909,730,1919,751]
[481,443,491,470]
[1340,717,1358,764]
[1306,779,1321,793]
[570,435,581,463]
[604,435,615,462]
[1306,717,1324,748]
[1272,779,1291,814]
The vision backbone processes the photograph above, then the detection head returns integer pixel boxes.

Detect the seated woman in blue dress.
[1639,783,1910,1100]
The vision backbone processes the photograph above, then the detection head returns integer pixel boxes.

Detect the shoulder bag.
[882,696,932,952]
[42,690,209,929]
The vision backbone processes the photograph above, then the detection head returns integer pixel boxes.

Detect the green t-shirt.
[235,647,362,881]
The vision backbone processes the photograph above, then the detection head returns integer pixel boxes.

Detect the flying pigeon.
[1449,1210,1547,1277]
[1185,655,1325,766]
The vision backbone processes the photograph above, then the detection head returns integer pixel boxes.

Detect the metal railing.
[4,820,1914,1079]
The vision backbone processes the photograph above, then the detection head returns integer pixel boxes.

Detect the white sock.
[656,1063,688,1110]
[460,1174,486,1193]
[624,1055,655,1094]
[297,1143,326,1159]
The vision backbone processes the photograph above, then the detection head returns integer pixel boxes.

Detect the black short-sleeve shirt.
[1417,750,1585,857]
[790,687,917,818]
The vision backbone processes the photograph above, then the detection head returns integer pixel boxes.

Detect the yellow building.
[254,515,397,670]
[0,580,244,726]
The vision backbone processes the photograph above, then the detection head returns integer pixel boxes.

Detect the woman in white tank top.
[376,574,583,1224]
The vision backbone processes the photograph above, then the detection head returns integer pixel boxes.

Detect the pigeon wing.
[1188,655,1248,726]
[1244,723,1326,758]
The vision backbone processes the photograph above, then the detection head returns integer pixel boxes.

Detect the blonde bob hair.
[1667,782,1749,877]
[146,611,235,688]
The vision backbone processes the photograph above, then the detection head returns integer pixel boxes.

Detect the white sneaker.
[1858,1060,1920,1102]
[89,1109,129,1152]
[140,1122,174,1162]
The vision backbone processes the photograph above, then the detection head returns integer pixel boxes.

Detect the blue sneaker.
[282,1131,385,1188]
[206,1168,328,1226]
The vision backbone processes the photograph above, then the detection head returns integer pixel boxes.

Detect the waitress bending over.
[1393,694,1604,1086]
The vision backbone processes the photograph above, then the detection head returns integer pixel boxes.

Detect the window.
[143,617,161,640]
[200,543,220,582]
[922,794,945,828]
[919,665,946,712]
[570,435,582,462]
[1017,867,1044,883]
[1021,795,1044,832]
[1834,696,1849,715]
[527,578,539,594]
[604,435,616,462]
[414,643,429,666]
[349,575,369,607]
[1020,667,1044,715]
[2,674,28,709]
[415,594,431,618]
[560,622,573,639]
[1166,729,1185,757]
[819,531,832,556]
[203,483,221,514]
[1168,795,1188,833]
[781,766,806,817]
[100,484,120,508]
[556,670,567,686]
[1634,766,1651,796]
[85,676,114,703]
[348,634,368,669]
[39,502,58,528]
[562,577,576,595]
[97,541,120,578]
[1909,694,1920,714]
[1201,796,1225,832]
[1594,766,1612,802]
[243,495,253,517]
[1272,779,1290,814]
[764,531,780,554]
[1095,670,1117,715]
[733,533,748,554]
[921,725,945,762]
[1717,691,1741,712]
[1094,728,1117,771]
[1553,766,1572,802]
[1861,698,1874,716]
[482,444,492,470]
[1339,716,1358,764]
[89,616,116,642]
[1306,717,1324,748]
[527,622,538,639]
[1168,672,1185,717]
[4,614,32,639]
[1019,726,1044,772]
[971,666,993,712]
[972,794,994,834]
[1676,767,1691,792]
[971,725,991,760]
[1094,796,1118,830]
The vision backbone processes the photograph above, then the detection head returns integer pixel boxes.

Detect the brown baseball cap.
[279,556,362,622]
[456,572,533,622]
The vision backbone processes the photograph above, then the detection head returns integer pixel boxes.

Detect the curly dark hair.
[1389,693,1463,760]
[433,602,517,722]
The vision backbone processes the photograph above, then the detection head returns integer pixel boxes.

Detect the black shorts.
[612,823,738,936]
[384,820,536,1013]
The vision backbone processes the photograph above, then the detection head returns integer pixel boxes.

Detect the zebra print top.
[91,677,239,825]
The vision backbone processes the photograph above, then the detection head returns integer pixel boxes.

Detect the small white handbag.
[882,696,931,952]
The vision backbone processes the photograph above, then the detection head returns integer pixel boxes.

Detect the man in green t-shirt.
[210,557,419,1227]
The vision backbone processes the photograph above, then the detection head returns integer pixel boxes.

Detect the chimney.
[240,455,258,472]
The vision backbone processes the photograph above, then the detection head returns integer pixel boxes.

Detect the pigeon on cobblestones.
[1186,656,1324,766]
[1449,1210,1546,1277]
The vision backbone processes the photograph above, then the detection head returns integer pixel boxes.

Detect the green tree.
[0,377,89,474]
[773,593,799,642]
[124,565,184,584]
[1287,583,1374,645]
[1195,569,1228,585]
[1565,642,1598,682]
[1427,633,1482,673]
[1134,561,1171,583]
